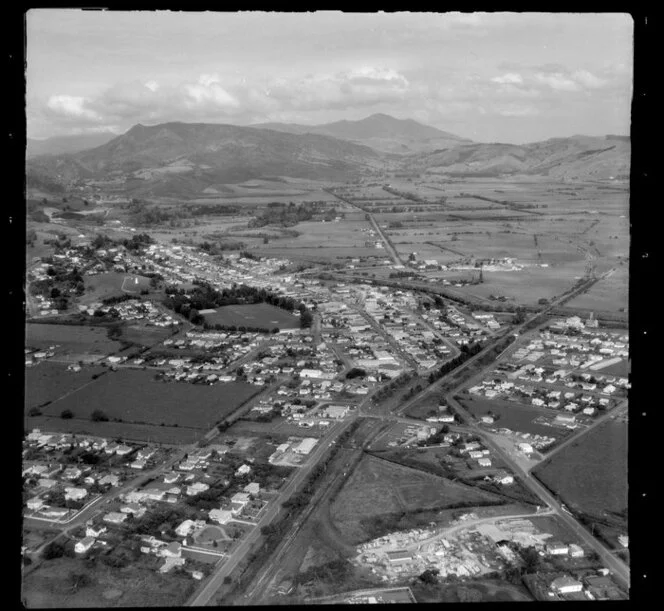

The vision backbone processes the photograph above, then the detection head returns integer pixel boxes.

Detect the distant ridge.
[253,113,472,154]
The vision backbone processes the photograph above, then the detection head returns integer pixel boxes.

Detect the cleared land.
[330,454,505,545]
[35,369,260,431]
[81,272,152,303]
[533,421,628,520]
[458,397,571,440]
[203,303,300,329]
[21,556,196,608]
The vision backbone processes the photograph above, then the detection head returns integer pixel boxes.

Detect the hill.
[26,122,382,198]
[405,135,630,180]
[27,133,118,158]
[255,113,471,154]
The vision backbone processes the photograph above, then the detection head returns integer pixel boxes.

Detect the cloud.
[534,72,580,92]
[46,95,101,120]
[491,73,523,85]
[571,69,607,89]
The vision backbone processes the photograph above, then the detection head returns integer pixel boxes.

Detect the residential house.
[75,537,95,554]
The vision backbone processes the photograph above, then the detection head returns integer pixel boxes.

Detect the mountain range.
[26,114,630,197]
[253,113,471,154]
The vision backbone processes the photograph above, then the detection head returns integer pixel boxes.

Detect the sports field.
[203,302,300,329]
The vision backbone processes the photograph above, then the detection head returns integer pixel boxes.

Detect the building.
[386,550,412,564]
[293,438,317,455]
[209,508,233,525]
[75,537,95,554]
[477,457,492,468]
[569,544,585,558]
[546,541,570,556]
[550,575,583,594]
[103,512,127,524]
[244,482,260,496]
[64,487,88,501]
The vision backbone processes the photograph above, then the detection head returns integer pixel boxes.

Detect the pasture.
[203,303,300,330]
[533,421,628,521]
[26,323,124,356]
[25,362,107,409]
[565,266,629,313]
[38,369,260,431]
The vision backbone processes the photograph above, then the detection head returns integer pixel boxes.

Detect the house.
[85,525,107,538]
[37,478,58,489]
[550,575,583,594]
[209,508,233,524]
[62,466,82,480]
[244,482,260,496]
[481,415,495,424]
[569,544,585,558]
[27,496,45,511]
[103,512,127,524]
[546,541,570,555]
[555,413,576,425]
[493,472,514,485]
[130,458,147,470]
[618,535,628,548]
[120,503,145,516]
[160,541,182,558]
[75,536,95,554]
[517,443,534,454]
[186,482,210,496]
[64,487,88,501]
[477,457,492,468]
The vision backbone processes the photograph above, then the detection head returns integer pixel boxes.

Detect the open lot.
[203,303,300,330]
[36,369,260,431]
[21,556,195,608]
[330,454,505,545]
[565,266,629,313]
[458,397,571,440]
[533,421,628,521]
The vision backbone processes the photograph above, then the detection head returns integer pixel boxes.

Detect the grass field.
[21,557,195,608]
[458,397,570,439]
[82,272,152,303]
[26,323,124,356]
[203,303,300,329]
[37,369,260,430]
[330,454,504,544]
[565,266,629,313]
[25,362,107,409]
[24,415,204,445]
[532,421,627,521]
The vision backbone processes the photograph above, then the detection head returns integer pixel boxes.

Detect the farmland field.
[532,421,628,521]
[36,368,260,431]
[203,302,300,329]
[564,266,629,313]
[25,361,107,409]
[26,323,124,356]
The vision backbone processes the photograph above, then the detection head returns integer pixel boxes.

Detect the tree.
[418,568,439,584]
[300,310,313,329]
[61,409,74,419]
[42,540,66,560]
[91,409,109,422]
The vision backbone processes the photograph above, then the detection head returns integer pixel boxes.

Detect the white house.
[209,508,233,525]
[64,487,88,501]
[550,575,583,594]
[75,537,95,554]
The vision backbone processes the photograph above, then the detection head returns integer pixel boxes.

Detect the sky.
[26,11,634,143]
